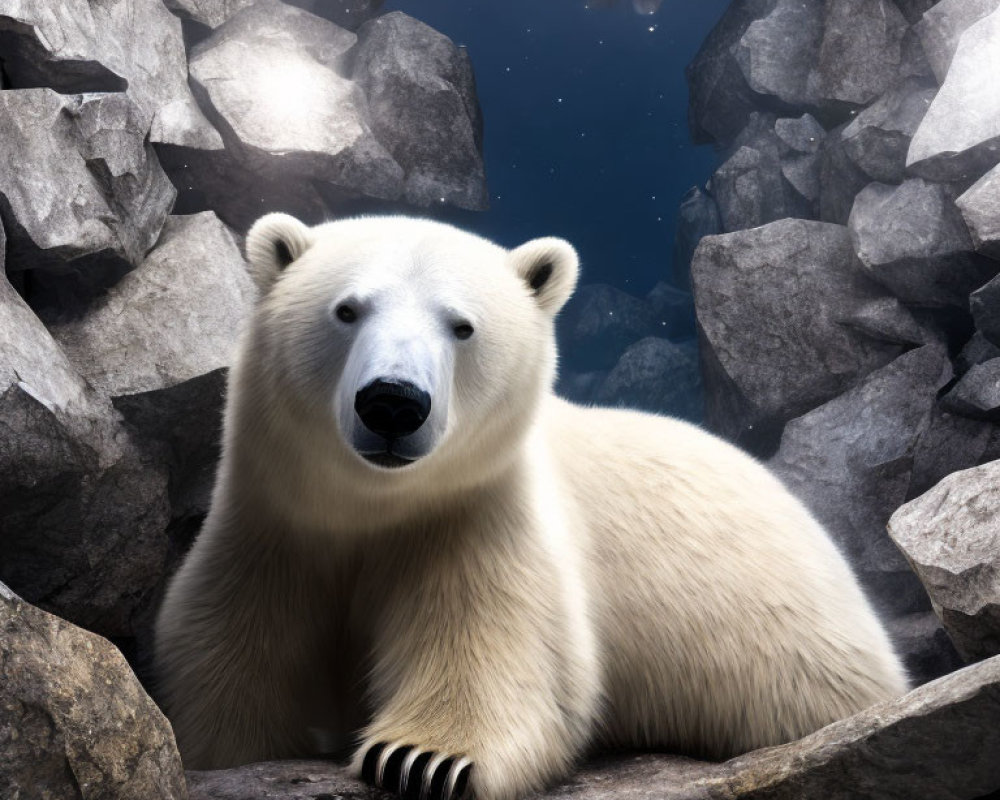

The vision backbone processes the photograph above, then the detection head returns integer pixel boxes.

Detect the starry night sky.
[385,0,730,293]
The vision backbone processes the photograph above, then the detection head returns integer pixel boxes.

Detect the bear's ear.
[245,213,315,293]
[508,237,579,315]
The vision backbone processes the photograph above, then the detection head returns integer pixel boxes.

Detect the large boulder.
[957,162,1000,260]
[592,337,702,421]
[914,0,1000,82]
[51,212,255,399]
[0,272,171,640]
[908,6,1000,182]
[0,581,186,800]
[692,219,923,450]
[0,0,221,149]
[0,90,175,302]
[180,2,485,229]
[770,345,952,617]
[848,178,998,307]
[187,656,1000,799]
[889,460,1000,662]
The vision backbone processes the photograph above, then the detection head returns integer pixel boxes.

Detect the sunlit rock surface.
[770,345,952,617]
[0,89,175,281]
[692,219,921,449]
[187,655,1000,799]
[908,6,1000,182]
[0,0,221,149]
[165,0,382,29]
[889,460,1000,662]
[51,212,255,399]
[957,163,1000,259]
[848,178,998,307]
[915,0,1000,81]
[0,582,186,800]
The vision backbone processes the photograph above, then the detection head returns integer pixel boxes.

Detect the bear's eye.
[453,322,474,340]
[335,304,357,324]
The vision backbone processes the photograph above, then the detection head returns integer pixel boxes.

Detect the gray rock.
[971,273,1000,347]
[732,0,823,109]
[559,284,658,371]
[887,611,964,686]
[894,0,938,25]
[817,122,873,225]
[349,12,487,210]
[941,359,1000,420]
[692,219,919,449]
[166,0,382,29]
[889,460,1000,662]
[839,78,937,184]
[908,7,1000,182]
[808,0,910,109]
[915,0,1000,82]
[671,185,721,291]
[908,405,999,499]
[770,345,953,617]
[848,179,998,307]
[685,0,777,146]
[0,582,186,800]
[0,90,175,285]
[0,272,171,640]
[957,332,1000,374]
[773,113,825,154]
[593,338,702,421]
[187,655,1000,799]
[51,212,255,398]
[0,0,221,149]
[957,162,1000,259]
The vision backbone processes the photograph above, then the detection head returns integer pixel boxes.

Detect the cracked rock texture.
[889,460,1000,662]
[0,581,186,800]
[187,655,1000,799]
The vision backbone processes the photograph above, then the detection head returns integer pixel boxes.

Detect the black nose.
[355,380,432,440]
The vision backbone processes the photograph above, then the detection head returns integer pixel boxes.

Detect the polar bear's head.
[244,214,578,484]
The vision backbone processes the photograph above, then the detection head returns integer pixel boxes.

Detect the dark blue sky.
[385,0,729,293]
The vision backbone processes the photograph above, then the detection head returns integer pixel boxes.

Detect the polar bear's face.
[245,215,578,481]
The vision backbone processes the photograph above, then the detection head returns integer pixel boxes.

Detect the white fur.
[154,215,907,799]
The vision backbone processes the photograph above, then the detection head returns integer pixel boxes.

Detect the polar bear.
[154,213,907,800]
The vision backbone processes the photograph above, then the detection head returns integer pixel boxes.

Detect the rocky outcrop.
[889,460,1000,662]
[0,581,186,799]
[593,337,701,420]
[188,655,1000,799]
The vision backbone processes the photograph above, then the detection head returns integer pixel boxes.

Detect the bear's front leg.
[351,519,599,800]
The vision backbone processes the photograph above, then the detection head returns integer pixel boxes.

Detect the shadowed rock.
[51,212,255,399]
[0,90,176,294]
[671,185,720,290]
[593,337,702,421]
[889,460,1000,662]
[908,6,1000,182]
[770,345,952,617]
[187,655,1000,799]
[646,281,696,340]
[848,178,998,307]
[692,219,922,449]
[887,611,964,686]
[0,0,221,149]
[957,162,1000,259]
[559,283,658,372]
[908,404,999,499]
[0,582,186,800]
[915,0,1000,81]
[971,274,1000,347]
[941,359,1000,420]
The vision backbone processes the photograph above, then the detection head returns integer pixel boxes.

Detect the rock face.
[972,274,1000,347]
[848,178,998,307]
[908,6,1000,182]
[0,0,221,149]
[692,219,921,449]
[889,460,1000,662]
[0,89,175,285]
[671,186,720,290]
[51,212,255,398]
[559,284,658,371]
[593,337,702,420]
[166,0,382,29]
[957,163,1000,259]
[770,345,952,617]
[181,2,485,229]
[187,656,1000,800]
[915,0,1000,81]
[0,581,186,800]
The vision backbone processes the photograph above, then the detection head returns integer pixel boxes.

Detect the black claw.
[382,745,413,791]
[402,751,433,799]
[453,763,472,800]
[361,742,387,785]
[429,757,455,800]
